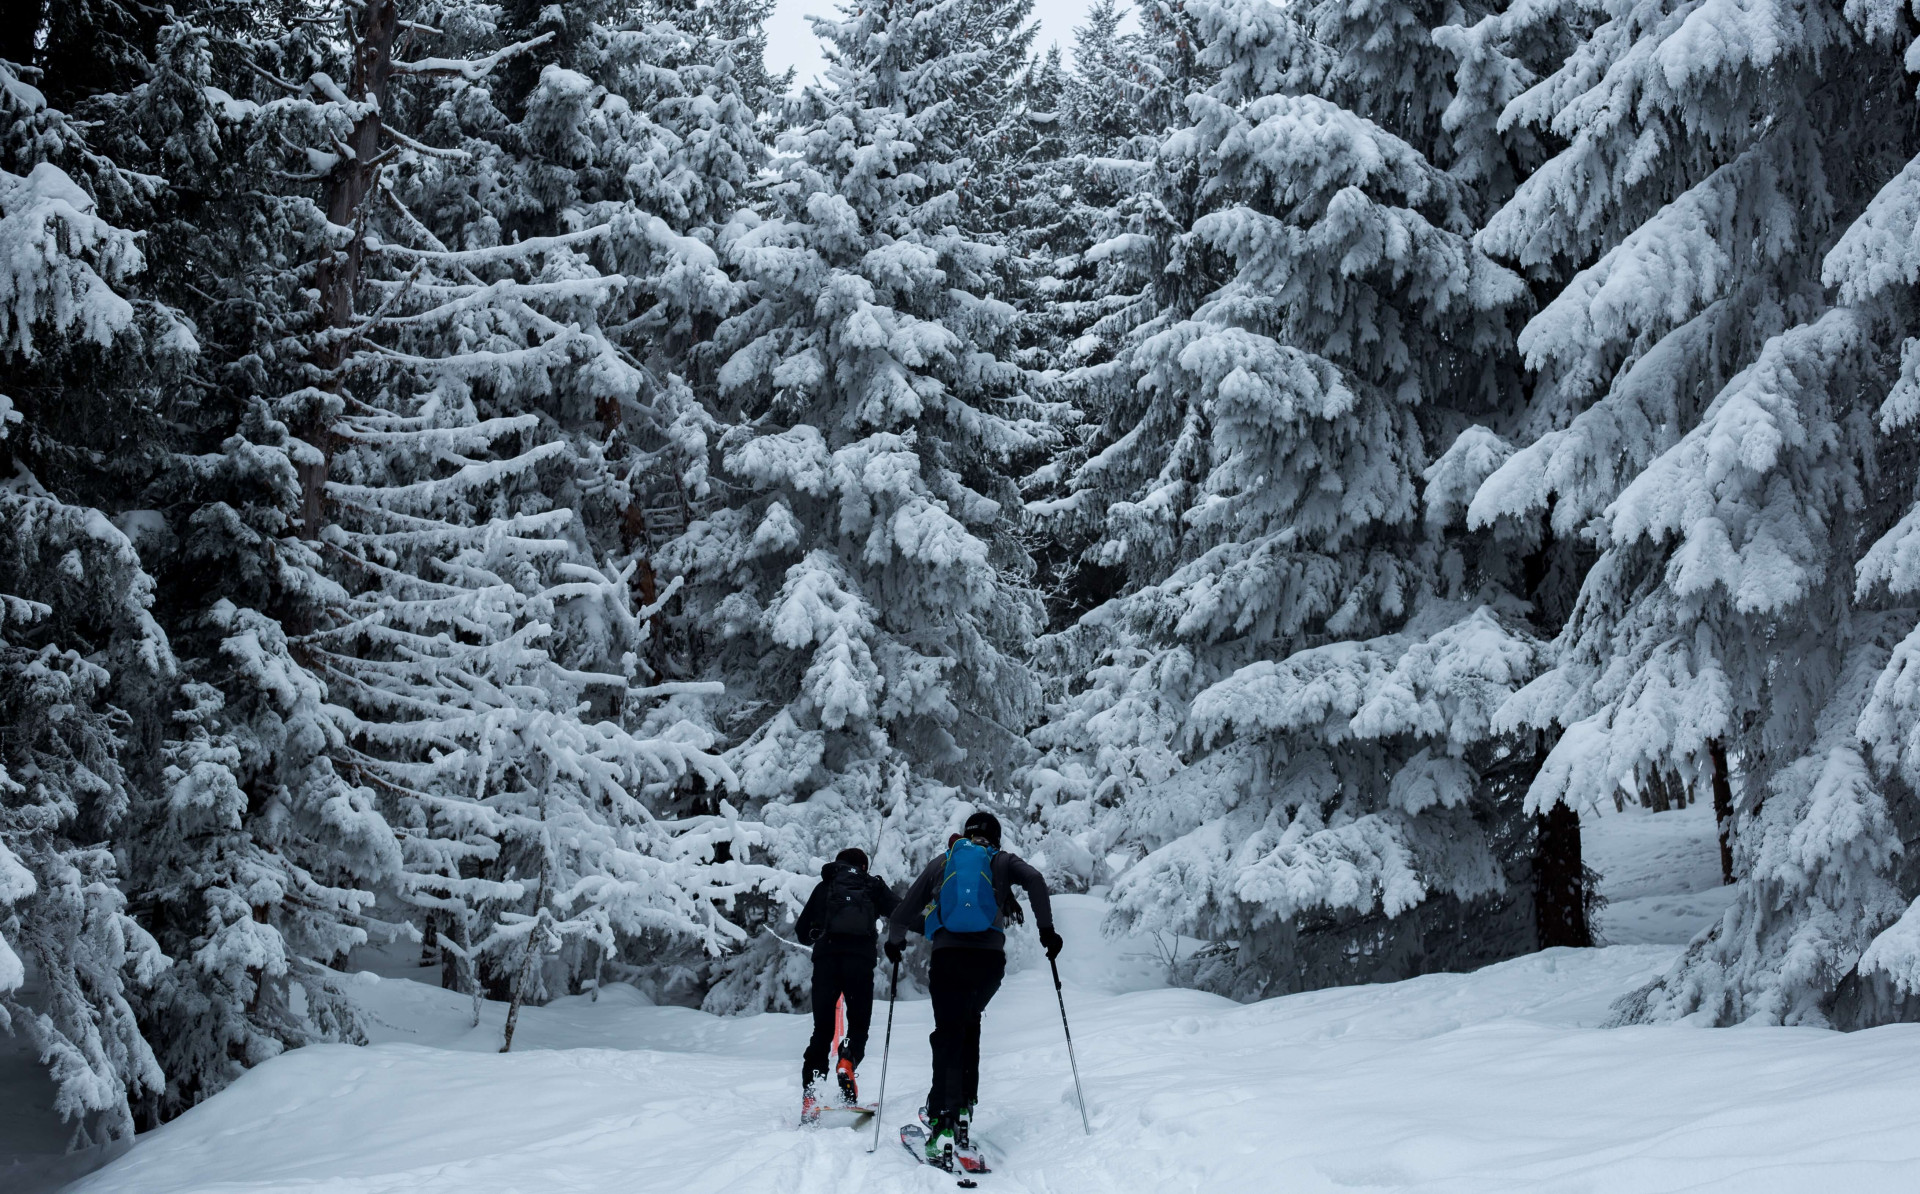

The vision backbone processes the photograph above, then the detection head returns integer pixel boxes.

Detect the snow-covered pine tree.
[228,0,788,1034]
[1062,0,1150,156]
[943,0,1041,228]
[0,53,171,1146]
[1021,0,1214,644]
[1463,0,1920,1026]
[643,0,793,124]
[488,0,805,1017]
[26,11,425,1118]
[1023,0,1233,884]
[1065,0,1219,361]
[991,37,1121,631]
[1024,0,1551,996]
[1422,0,1599,945]
[1030,0,1161,364]
[673,0,1050,1009]
[994,43,1076,373]
[498,0,764,596]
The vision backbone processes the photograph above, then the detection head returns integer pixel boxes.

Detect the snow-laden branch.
[365,223,610,267]
[391,32,556,81]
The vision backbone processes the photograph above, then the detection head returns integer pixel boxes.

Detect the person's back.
[885,812,1063,1169]
[794,847,896,1120]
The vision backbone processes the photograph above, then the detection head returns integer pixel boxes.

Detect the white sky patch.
[764,0,1113,90]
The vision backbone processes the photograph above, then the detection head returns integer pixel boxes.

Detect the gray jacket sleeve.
[1003,853,1055,934]
[886,857,943,944]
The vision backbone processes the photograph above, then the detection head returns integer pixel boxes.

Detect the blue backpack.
[924,839,999,936]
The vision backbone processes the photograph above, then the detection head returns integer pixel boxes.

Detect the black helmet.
[962,811,1002,848]
[835,847,870,872]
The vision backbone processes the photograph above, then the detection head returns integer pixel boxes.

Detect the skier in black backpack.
[794,847,898,1121]
[885,811,1062,1171]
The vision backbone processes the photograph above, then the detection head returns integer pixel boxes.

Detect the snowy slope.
[1584,801,1739,946]
[58,889,1920,1194]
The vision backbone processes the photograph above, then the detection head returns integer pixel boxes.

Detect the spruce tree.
[1024,0,1548,995]
[0,53,171,1146]
[1464,0,1920,1026]
[247,1,791,1028]
[674,0,1049,1010]
[1021,0,1213,640]
[1424,0,1597,946]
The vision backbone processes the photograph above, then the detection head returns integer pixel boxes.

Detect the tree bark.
[500,864,550,1054]
[300,0,401,535]
[1709,739,1736,885]
[1644,769,1670,812]
[1535,799,1593,948]
[439,905,483,1026]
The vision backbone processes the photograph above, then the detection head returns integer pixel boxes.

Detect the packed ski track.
[36,808,1920,1193]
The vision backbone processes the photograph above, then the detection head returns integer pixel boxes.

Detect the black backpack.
[822,866,878,938]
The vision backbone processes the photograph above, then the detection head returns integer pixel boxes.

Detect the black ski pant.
[802,949,875,1090]
[926,947,1006,1119]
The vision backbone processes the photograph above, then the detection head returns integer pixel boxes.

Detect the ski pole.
[1050,956,1092,1136]
[868,957,900,1153]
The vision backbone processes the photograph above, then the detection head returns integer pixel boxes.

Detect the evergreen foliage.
[0,53,172,1145]
[11,0,1920,1145]
[1465,0,1920,1028]
[670,0,1050,1011]
[1022,0,1552,996]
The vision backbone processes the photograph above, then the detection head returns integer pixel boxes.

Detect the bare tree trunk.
[437,904,483,1026]
[1645,769,1670,812]
[245,901,273,1015]
[500,865,550,1054]
[1535,800,1593,948]
[300,0,401,536]
[1709,739,1736,885]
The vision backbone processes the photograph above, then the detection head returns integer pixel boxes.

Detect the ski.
[901,1124,949,1172]
[804,999,873,1128]
[801,1103,876,1127]
[900,1123,992,1175]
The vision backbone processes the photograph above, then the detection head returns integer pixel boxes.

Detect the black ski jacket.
[795,861,900,958]
[886,847,1055,953]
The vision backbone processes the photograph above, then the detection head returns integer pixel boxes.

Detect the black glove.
[1040,929,1063,960]
[885,938,905,966]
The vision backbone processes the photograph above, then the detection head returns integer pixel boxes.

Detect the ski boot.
[835,1053,859,1105]
[921,1121,960,1174]
[800,1082,824,1125]
[952,1106,988,1174]
[919,1102,974,1128]
[922,1111,958,1171]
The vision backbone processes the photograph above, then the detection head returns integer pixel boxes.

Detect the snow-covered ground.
[1584,800,1740,945]
[24,806,1920,1193]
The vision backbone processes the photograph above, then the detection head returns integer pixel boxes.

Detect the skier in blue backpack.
[885,811,1062,1169]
